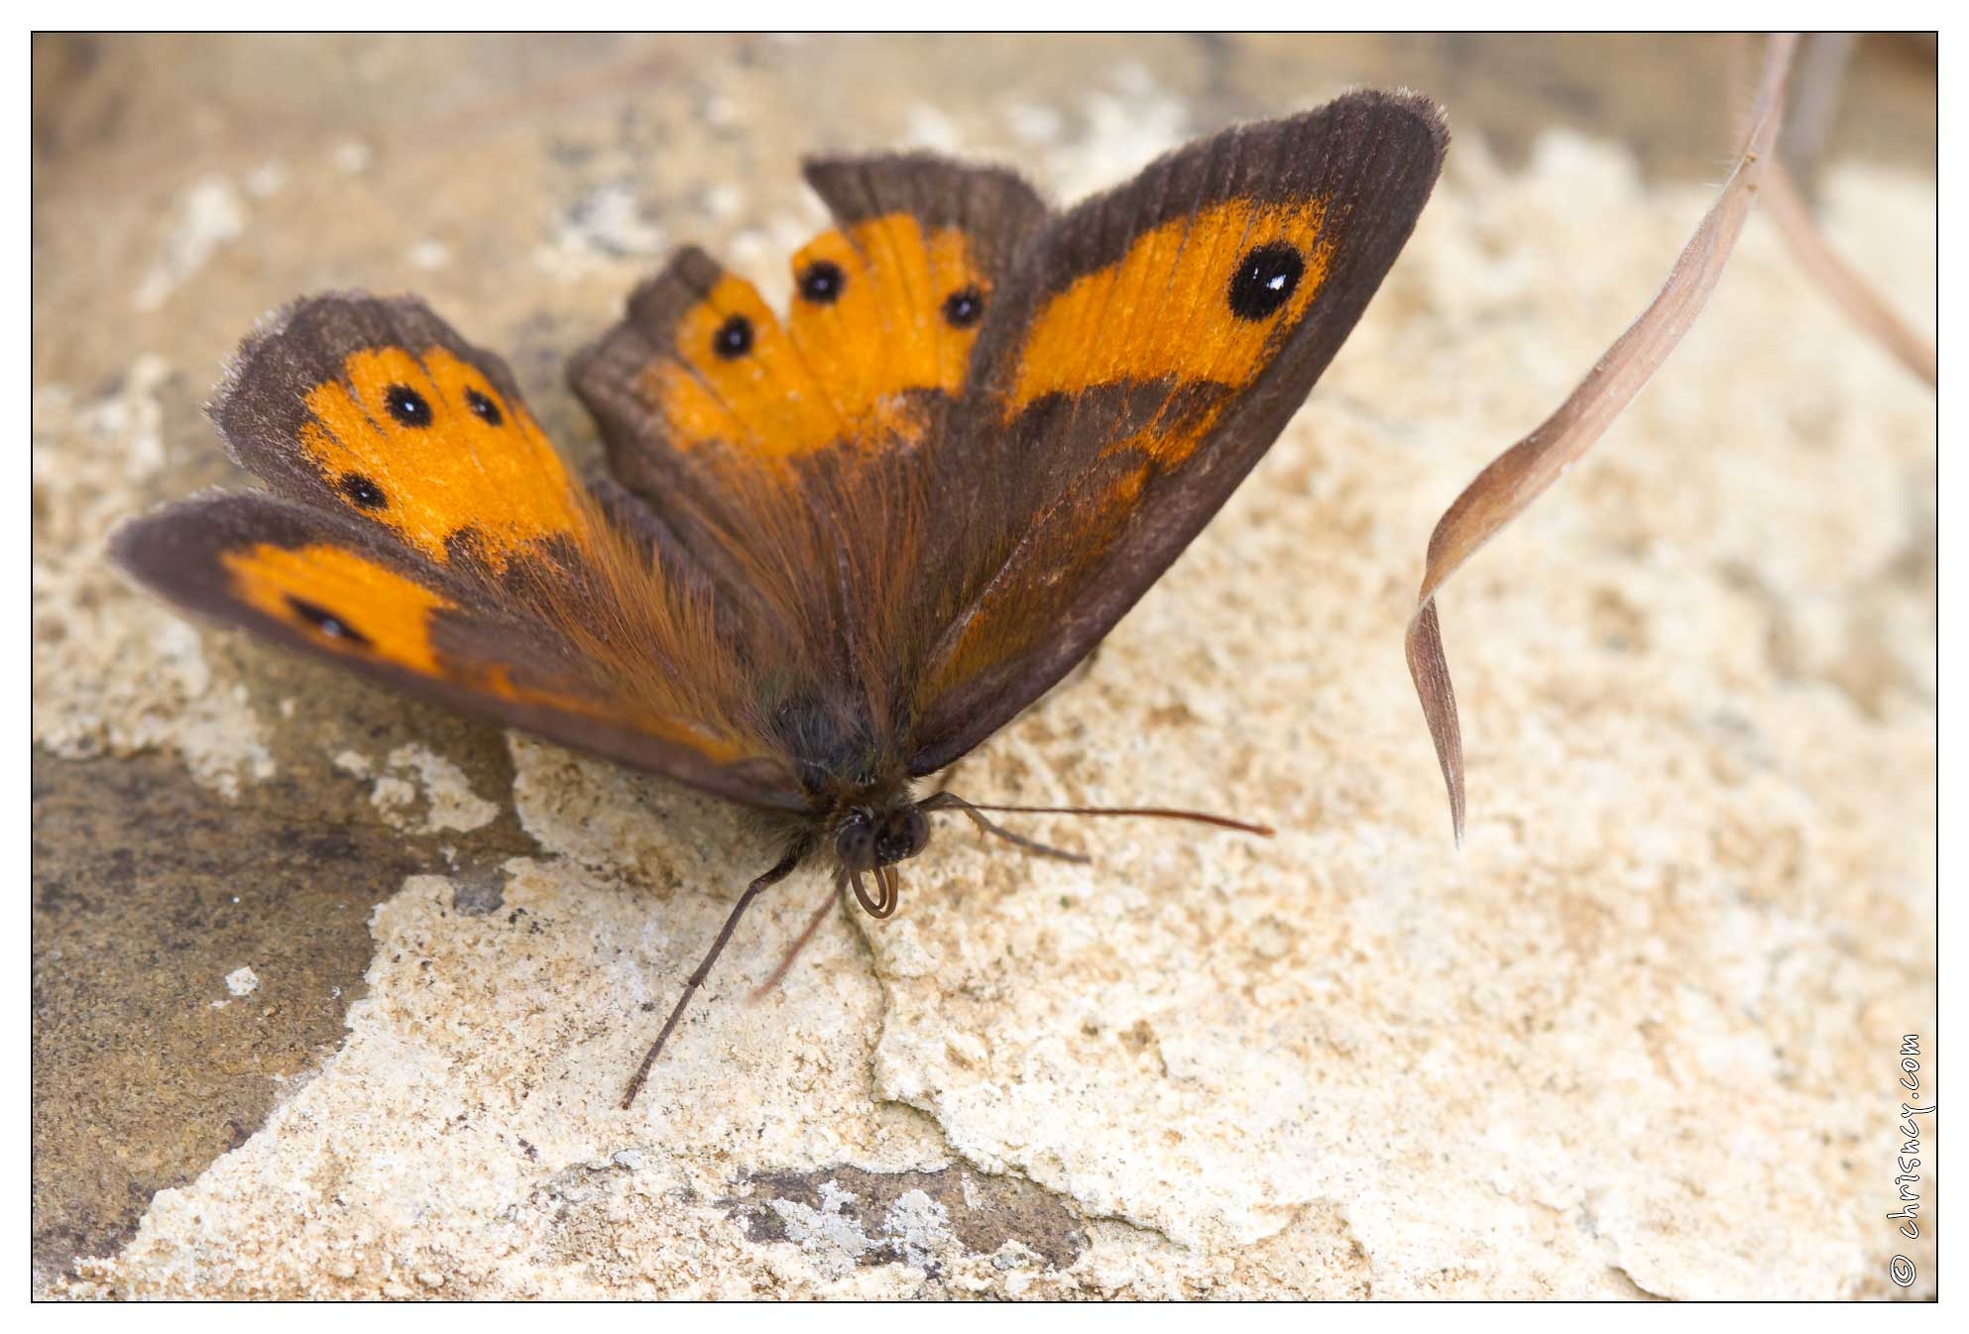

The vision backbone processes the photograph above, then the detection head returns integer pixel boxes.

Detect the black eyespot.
[798,260,845,304]
[941,286,985,328]
[712,314,753,359]
[285,596,371,649]
[384,384,433,428]
[339,473,388,510]
[465,388,503,426]
[1227,242,1304,321]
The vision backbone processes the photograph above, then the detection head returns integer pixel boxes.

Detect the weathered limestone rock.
[34,35,1934,1299]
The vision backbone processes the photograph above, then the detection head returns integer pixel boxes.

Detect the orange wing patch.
[298,345,586,567]
[787,213,989,410]
[1005,198,1334,424]
[221,541,452,674]
[631,214,992,465]
[637,270,842,463]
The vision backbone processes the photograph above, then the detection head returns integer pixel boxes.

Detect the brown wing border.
[211,292,538,513]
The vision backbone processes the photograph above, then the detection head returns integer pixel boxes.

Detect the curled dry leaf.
[1405,33,1800,844]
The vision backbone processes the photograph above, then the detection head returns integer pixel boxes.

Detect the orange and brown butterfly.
[114,90,1447,1106]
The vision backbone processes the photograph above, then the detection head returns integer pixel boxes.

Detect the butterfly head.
[829,798,930,921]
[832,801,930,875]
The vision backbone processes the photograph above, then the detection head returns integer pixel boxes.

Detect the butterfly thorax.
[760,682,925,865]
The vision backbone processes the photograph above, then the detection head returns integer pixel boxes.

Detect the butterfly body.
[115,91,1446,1095]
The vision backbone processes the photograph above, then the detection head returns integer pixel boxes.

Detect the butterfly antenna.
[972,803,1273,836]
[922,789,1273,845]
[918,791,1092,863]
[620,844,804,1110]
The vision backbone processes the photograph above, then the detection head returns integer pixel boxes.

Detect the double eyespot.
[714,273,988,362]
[360,380,507,514]
[383,381,505,428]
[1226,241,1304,322]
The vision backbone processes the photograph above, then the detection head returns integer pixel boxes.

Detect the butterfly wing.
[906,92,1448,773]
[569,156,1044,487]
[114,294,805,810]
[567,160,1049,769]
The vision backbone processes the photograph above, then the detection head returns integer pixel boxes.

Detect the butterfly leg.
[620,842,807,1110]
[748,872,847,1003]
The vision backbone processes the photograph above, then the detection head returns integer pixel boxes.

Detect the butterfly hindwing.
[572,157,1044,469]
[792,154,1048,420]
[115,491,804,808]
[119,297,807,810]
[908,91,1448,772]
[566,160,1048,607]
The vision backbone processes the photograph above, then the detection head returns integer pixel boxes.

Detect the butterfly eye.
[285,595,370,648]
[875,807,930,865]
[712,314,754,359]
[384,384,433,428]
[465,387,503,426]
[834,811,877,870]
[941,287,985,329]
[1227,242,1305,322]
[339,473,389,510]
[798,260,845,304]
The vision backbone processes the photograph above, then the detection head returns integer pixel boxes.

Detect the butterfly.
[114,90,1446,1107]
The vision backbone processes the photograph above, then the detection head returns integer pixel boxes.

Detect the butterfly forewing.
[906,91,1447,772]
